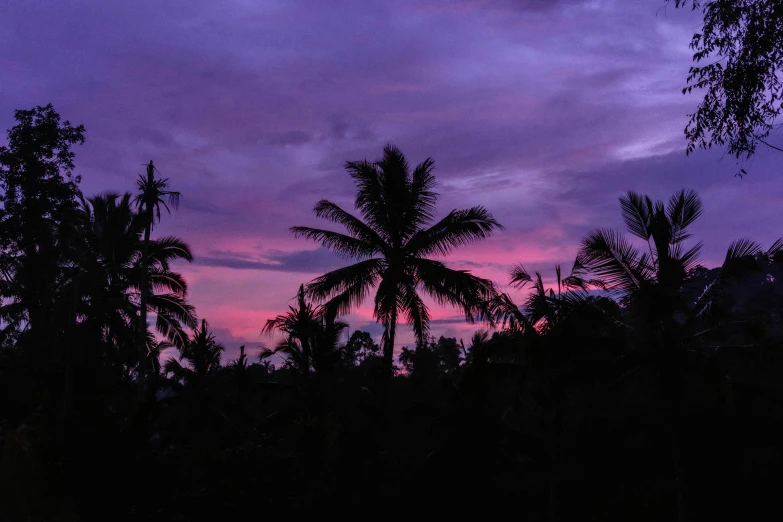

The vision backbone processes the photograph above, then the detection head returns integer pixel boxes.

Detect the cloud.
[193,248,348,273]
[268,130,313,146]
[1,0,774,349]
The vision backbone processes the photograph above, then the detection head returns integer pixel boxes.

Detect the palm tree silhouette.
[490,260,607,334]
[133,161,182,394]
[501,261,623,522]
[292,144,502,377]
[76,191,195,382]
[262,285,348,375]
[164,319,224,394]
[578,189,782,522]
[262,285,322,375]
[73,193,141,367]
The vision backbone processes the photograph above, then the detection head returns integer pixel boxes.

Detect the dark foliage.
[670,0,783,166]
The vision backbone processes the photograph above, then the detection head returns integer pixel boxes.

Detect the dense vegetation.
[1,105,782,521]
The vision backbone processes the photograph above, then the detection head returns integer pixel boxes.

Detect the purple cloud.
[1,0,779,353]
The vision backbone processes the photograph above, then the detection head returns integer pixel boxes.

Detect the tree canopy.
[671,0,783,165]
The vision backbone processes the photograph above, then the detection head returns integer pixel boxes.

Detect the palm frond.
[414,258,497,322]
[619,191,653,240]
[372,276,400,325]
[291,226,379,260]
[767,237,783,258]
[148,267,188,296]
[672,240,704,275]
[306,258,384,315]
[312,200,387,251]
[345,158,389,242]
[405,206,503,257]
[400,282,431,346]
[690,238,763,321]
[667,189,703,243]
[579,229,646,292]
[146,236,194,269]
[726,238,762,260]
[156,312,189,349]
[509,264,533,289]
[163,356,190,383]
[405,157,438,235]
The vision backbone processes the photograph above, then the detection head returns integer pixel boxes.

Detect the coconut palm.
[73,193,141,366]
[262,285,348,375]
[577,189,782,522]
[133,161,182,393]
[262,285,321,375]
[164,319,224,393]
[75,191,196,379]
[577,189,781,337]
[292,144,502,377]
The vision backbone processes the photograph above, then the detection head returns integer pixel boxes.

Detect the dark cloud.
[194,248,348,274]
[268,130,313,146]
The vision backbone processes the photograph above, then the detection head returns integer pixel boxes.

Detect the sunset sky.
[2,0,782,361]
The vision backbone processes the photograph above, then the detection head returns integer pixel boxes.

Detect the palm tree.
[164,319,224,394]
[133,161,182,394]
[229,345,249,406]
[488,260,618,522]
[292,144,502,377]
[75,191,195,381]
[262,285,348,375]
[262,285,321,376]
[73,192,141,370]
[490,260,607,334]
[577,189,781,522]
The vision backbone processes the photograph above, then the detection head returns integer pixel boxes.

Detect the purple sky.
[2,0,782,362]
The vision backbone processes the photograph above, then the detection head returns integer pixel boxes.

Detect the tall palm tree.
[75,191,195,380]
[73,193,141,367]
[133,161,181,394]
[292,144,502,377]
[577,189,781,522]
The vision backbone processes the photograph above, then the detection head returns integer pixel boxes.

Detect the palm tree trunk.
[137,219,151,399]
[548,390,564,522]
[383,306,397,379]
[59,281,78,448]
[671,415,688,522]
[301,337,311,376]
[661,334,688,522]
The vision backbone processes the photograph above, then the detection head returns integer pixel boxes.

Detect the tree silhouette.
[262,285,349,375]
[262,285,322,376]
[164,319,224,394]
[668,0,783,164]
[578,189,781,522]
[292,144,502,377]
[343,330,380,364]
[76,192,196,382]
[73,192,142,373]
[0,104,84,348]
[133,161,182,395]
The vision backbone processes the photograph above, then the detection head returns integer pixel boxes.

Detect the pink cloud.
[1,0,780,357]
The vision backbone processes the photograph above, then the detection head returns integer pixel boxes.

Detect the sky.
[2,0,782,362]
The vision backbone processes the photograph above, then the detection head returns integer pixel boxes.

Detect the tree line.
[1,105,782,521]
